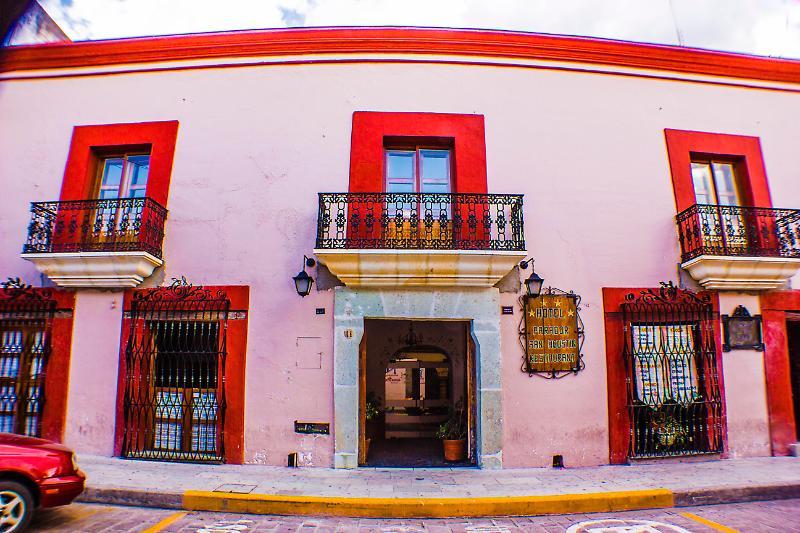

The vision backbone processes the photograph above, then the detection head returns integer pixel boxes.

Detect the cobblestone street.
[29,498,800,532]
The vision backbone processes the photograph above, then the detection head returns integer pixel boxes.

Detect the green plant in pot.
[436,404,467,462]
[364,392,383,459]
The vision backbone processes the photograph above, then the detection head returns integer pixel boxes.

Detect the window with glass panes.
[97,153,150,200]
[385,148,451,194]
[690,160,741,206]
[690,159,748,251]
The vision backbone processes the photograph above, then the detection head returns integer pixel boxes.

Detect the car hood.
[0,432,72,453]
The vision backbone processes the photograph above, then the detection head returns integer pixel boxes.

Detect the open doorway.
[787,320,800,441]
[360,319,476,467]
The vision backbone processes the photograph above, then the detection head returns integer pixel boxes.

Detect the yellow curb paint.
[182,489,674,518]
[680,512,741,533]
[140,511,189,533]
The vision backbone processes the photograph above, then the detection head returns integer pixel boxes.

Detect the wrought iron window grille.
[316,192,525,251]
[517,287,586,379]
[121,277,230,463]
[676,203,800,262]
[0,278,56,438]
[23,197,168,258]
[621,282,724,459]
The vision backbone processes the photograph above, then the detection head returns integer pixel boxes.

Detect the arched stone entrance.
[333,287,503,469]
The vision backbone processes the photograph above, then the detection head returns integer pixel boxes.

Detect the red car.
[0,433,85,532]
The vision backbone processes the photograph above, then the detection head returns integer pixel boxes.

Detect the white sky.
[39,0,800,59]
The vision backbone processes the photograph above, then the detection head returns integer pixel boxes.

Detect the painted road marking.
[196,518,253,532]
[680,512,741,533]
[140,511,188,533]
[566,518,693,532]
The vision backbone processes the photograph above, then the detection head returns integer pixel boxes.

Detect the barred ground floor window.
[0,279,74,441]
[621,283,724,458]
[0,323,48,437]
[120,280,230,463]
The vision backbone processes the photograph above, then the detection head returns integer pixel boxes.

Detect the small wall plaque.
[502,306,514,315]
[316,308,326,315]
[722,305,764,352]
[294,421,330,435]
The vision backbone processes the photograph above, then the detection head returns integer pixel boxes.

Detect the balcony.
[21,198,167,288]
[677,204,800,290]
[314,192,527,287]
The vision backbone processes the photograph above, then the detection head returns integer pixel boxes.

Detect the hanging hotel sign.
[521,289,584,378]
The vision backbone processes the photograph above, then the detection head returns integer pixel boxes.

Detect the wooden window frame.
[94,150,152,200]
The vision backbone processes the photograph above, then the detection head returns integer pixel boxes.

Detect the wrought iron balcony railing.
[23,197,168,259]
[316,192,525,251]
[676,203,800,263]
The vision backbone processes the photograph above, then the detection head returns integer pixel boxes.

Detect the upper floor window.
[96,153,150,200]
[690,159,741,206]
[385,147,451,194]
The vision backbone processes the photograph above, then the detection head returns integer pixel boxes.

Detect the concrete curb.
[76,482,800,518]
[79,487,184,510]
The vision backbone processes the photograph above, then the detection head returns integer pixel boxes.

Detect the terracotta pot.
[442,439,466,462]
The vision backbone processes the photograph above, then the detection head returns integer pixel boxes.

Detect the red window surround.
[60,121,180,205]
[349,111,487,193]
[663,129,773,212]
[602,287,727,464]
[112,285,249,464]
[760,290,800,456]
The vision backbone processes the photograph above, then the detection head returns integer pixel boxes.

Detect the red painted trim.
[664,129,773,213]
[5,58,800,95]
[602,287,630,464]
[602,287,727,463]
[60,121,179,206]
[349,111,487,193]
[2,27,800,85]
[41,290,75,443]
[760,290,800,455]
[112,285,249,464]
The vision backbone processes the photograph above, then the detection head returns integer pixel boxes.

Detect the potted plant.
[364,392,383,459]
[436,405,467,462]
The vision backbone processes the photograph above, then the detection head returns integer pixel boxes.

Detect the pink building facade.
[0,27,799,469]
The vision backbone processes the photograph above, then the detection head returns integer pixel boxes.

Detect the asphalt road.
[29,498,800,532]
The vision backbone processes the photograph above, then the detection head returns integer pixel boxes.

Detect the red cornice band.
[2,27,800,85]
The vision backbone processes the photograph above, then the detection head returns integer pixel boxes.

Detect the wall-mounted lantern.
[519,259,544,298]
[293,256,316,297]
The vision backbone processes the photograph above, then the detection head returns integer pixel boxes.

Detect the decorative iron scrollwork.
[0,277,52,302]
[23,197,167,259]
[133,277,227,303]
[676,203,800,262]
[624,281,710,306]
[316,192,525,251]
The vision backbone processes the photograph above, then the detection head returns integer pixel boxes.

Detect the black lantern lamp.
[293,255,316,297]
[519,258,545,298]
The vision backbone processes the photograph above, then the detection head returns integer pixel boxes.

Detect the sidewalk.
[77,455,800,518]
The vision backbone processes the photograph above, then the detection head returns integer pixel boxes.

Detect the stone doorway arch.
[332,287,503,469]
